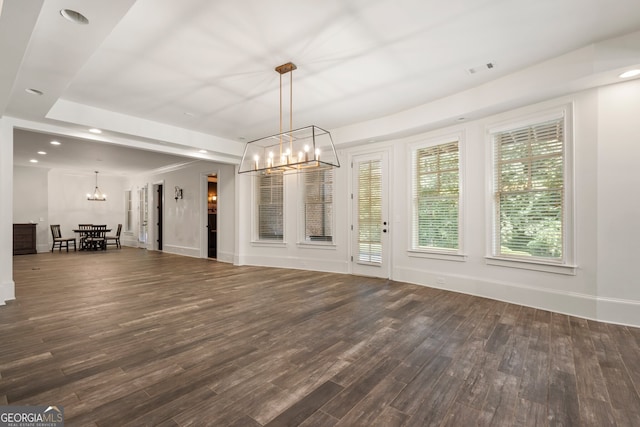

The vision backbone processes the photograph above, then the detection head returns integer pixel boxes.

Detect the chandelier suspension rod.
[279,72,283,158]
[289,69,293,155]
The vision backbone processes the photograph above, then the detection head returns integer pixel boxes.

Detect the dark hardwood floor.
[2,248,640,426]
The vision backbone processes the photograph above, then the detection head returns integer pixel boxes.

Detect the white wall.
[236,78,640,327]
[234,154,351,273]
[13,166,49,252]
[47,170,126,246]
[126,160,236,263]
[596,79,640,322]
[11,167,125,251]
[0,118,14,305]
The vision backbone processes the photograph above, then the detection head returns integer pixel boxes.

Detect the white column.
[0,118,15,304]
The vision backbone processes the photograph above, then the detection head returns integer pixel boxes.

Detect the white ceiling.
[12,128,195,175]
[2,0,640,173]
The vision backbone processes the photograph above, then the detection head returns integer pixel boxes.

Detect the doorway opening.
[207,175,217,258]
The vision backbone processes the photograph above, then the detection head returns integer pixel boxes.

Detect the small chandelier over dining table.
[87,171,106,201]
[238,62,340,175]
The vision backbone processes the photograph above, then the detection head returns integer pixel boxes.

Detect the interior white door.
[351,151,390,278]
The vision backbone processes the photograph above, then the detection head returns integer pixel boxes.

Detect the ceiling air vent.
[467,62,495,75]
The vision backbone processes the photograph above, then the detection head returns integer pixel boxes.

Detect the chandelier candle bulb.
[254,155,259,171]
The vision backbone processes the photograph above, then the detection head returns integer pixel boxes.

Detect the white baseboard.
[162,244,201,258]
[596,297,640,328]
[215,250,234,264]
[120,236,139,247]
[0,280,15,305]
[394,266,640,328]
[235,254,349,274]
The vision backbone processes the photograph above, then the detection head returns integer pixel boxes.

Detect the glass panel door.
[352,151,389,278]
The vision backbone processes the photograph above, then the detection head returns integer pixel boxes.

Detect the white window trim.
[407,250,467,262]
[251,174,286,244]
[407,131,466,260]
[485,104,575,272]
[297,241,337,250]
[485,256,577,275]
[297,169,336,247]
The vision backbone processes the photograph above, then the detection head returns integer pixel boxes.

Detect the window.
[256,174,284,241]
[491,115,567,263]
[125,190,132,232]
[411,140,460,252]
[301,169,333,243]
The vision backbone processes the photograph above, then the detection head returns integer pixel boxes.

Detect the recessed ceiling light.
[37,151,47,155]
[25,88,43,96]
[29,159,38,163]
[50,140,61,146]
[184,112,196,117]
[199,149,207,154]
[619,69,640,79]
[60,9,89,25]
[89,128,102,134]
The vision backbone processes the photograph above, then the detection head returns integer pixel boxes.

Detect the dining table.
[72,226,111,250]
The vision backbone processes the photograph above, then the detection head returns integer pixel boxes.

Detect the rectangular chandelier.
[239,125,339,174]
[238,62,340,175]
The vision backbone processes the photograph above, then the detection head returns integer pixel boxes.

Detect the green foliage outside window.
[495,119,564,259]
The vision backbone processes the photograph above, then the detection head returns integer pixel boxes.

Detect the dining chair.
[105,224,122,249]
[85,225,107,250]
[50,224,76,252]
[78,223,92,250]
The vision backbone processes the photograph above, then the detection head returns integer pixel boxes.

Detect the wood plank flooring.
[2,248,640,426]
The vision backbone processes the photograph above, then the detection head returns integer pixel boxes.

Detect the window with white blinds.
[256,174,284,241]
[492,117,564,260]
[302,169,333,243]
[411,141,460,251]
[358,160,382,263]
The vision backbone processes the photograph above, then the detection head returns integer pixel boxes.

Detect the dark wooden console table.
[13,223,37,255]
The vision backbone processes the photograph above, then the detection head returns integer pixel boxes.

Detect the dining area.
[51,223,122,252]
[74,224,122,251]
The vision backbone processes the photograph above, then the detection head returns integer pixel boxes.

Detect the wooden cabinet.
[13,223,37,255]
